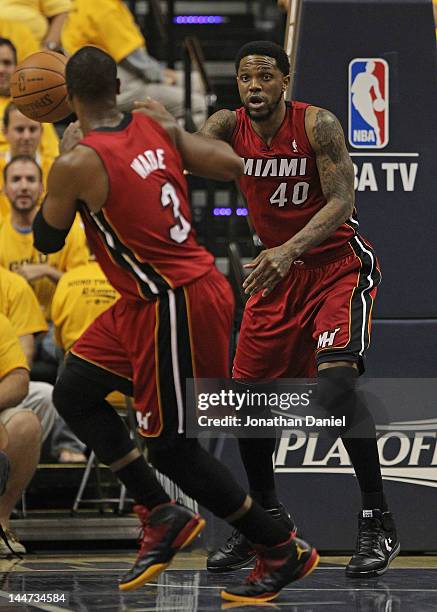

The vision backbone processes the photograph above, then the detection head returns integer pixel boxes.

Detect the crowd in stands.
[0,2,152,554]
[1,0,209,554]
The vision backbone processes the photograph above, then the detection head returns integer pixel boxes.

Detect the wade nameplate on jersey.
[348,58,389,149]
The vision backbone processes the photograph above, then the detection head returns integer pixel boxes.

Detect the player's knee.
[53,367,89,421]
[317,365,358,420]
[317,365,378,438]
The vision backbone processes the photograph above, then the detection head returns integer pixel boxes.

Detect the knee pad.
[53,366,134,465]
[317,366,358,414]
[318,366,376,437]
[317,366,359,432]
[53,368,86,421]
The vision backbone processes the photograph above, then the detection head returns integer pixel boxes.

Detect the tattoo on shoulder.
[200,109,236,142]
[313,109,345,164]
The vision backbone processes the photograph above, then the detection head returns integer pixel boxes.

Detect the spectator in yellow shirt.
[51,259,120,353]
[0,312,42,555]
[0,265,86,466]
[0,19,39,63]
[0,155,88,321]
[0,266,48,363]
[0,157,87,466]
[61,0,207,126]
[1,0,71,50]
[1,102,55,219]
[51,259,125,409]
[0,37,59,158]
[52,259,125,408]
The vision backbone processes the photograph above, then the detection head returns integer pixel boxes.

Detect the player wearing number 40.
[199,41,399,581]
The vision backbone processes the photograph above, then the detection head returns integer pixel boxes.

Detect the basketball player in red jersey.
[32,46,318,603]
[200,41,399,578]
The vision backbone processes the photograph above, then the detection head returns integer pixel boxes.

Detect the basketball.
[10,51,71,123]
[373,98,386,112]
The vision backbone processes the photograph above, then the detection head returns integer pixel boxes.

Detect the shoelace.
[245,557,266,584]
[356,519,381,556]
[0,525,22,559]
[222,529,243,552]
[137,523,153,557]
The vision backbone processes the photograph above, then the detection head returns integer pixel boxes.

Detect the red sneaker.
[221,534,319,603]
[119,502,205,591]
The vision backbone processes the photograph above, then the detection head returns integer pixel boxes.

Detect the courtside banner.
[185,378,437,441]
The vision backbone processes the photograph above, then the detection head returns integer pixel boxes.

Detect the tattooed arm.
[197,109,237,143]
[289,106,355,254]
[242,106,354,297]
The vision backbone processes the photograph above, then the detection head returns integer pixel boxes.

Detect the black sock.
[318,367,387,511]
[147,438,247,518]
[238,437,279,508]
[341,437,387,510]
[230,500,290,547]
[361,489,388,511]
[250,488,280,509]
[115,455,170,509]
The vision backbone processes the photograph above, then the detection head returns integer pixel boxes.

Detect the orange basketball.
[10,51,71,123]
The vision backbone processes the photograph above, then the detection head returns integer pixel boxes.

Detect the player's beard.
[245,91,284,123]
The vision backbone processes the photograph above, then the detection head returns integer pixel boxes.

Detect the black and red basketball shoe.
[119,502,205,591]
[220,534,319,603]
[207,504,297,572]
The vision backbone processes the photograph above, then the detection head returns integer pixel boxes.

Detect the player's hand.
[243,245,294,297]
[133,98,176,125]
[60,121,83,154]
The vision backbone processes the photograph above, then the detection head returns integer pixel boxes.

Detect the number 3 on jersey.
[269,181,309,207]
[161,182,191,243]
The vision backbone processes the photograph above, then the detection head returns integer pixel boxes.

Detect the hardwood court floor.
[0,552,436,610]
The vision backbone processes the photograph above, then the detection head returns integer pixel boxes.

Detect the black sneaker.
[220,534,319,603]
[119,502,205,591]
[207,504,296,573]
[346,509,400,577]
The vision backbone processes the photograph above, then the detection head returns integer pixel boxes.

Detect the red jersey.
[231,101,357,256]
[78,113,214,301]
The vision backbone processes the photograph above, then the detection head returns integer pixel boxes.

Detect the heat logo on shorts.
[348,58,389,149]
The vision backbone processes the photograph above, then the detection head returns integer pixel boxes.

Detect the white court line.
[349,152,419,157]
[0,589,67,612]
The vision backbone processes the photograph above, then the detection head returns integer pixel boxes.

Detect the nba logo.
[349,58,389,149]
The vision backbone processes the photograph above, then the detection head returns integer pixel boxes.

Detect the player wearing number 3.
[201,41,399,578]
[33,46,321,602]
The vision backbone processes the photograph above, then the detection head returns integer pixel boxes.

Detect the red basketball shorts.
[71,267,234,437]
[233,236,381,380]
